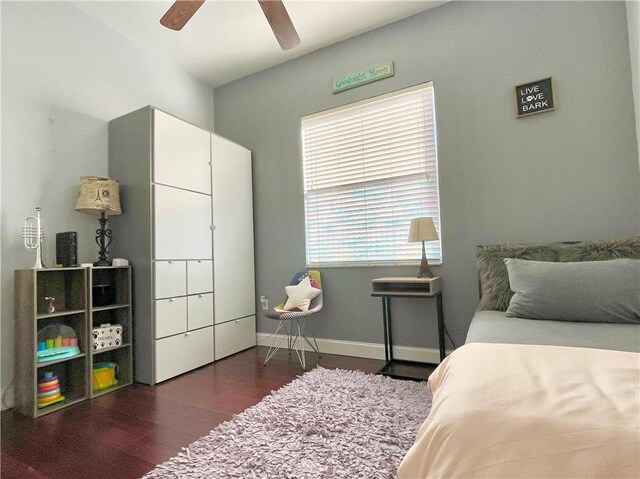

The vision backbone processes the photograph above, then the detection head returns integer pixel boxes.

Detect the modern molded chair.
[263,270,322,369]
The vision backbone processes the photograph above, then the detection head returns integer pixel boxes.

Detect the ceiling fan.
[160,0,301,50]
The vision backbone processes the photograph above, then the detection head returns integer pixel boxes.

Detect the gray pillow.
[476,243,561,311]
[504,258,640,323]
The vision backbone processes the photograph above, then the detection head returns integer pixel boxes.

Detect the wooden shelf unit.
[14,268,89,418]
[14,266,134,418]
[88,266,133,399]
[36,309,87,320]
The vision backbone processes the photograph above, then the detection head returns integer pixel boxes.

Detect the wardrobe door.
[153,109,211,194]
[214,316,256,360]
[154,184,212,260]
[187,293,214,330]
[154,261,187,299]
[187,260,213,295]
[155,297,188,339]
[155,326,214,383]
[211,136,256,324]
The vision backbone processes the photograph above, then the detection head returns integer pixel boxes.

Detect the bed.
[398,237,640,479]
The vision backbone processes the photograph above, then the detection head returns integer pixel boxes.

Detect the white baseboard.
[256,333,450,364]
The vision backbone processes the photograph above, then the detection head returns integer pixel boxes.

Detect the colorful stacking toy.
[37,325,80,363]
[37,372,65,408]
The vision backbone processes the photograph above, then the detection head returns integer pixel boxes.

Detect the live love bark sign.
[515,77,555,117]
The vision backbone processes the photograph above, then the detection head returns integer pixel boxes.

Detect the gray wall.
[627,0,640,162]
[214,1,640,351]
[0,1,214,408]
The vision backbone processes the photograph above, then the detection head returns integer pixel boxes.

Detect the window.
[301,82,441,267]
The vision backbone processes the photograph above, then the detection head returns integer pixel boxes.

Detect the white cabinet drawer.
[155,326,214,383]
[154,261,186,299]
[214,315,256,360]
[188,293,214,330]
[155,297,188,339]
[187,260,213,294]
[154,185,213,260]
[153,109,212,195]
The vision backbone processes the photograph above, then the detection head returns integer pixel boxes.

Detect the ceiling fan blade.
[160,0,206,31]
[257,0,300,50]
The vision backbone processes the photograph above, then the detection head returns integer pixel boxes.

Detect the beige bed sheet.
[398,343,640,479]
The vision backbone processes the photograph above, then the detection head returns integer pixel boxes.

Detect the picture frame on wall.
[515,77,555,118]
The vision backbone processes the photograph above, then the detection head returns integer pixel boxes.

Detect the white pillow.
[283,276,321,311]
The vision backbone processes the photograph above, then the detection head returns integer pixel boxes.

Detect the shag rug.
[143,367,431,479]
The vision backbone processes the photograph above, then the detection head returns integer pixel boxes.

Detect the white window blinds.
[302,82,441,267]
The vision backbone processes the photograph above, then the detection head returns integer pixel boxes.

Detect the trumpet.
[23,207,45,269]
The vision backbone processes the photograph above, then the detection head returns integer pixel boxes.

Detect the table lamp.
[75,176,122,266]
[408,217,439,278]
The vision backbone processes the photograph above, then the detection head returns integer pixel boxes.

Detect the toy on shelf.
[22,206,46,269]
[92,362,118,391]
[44,296,56,314]
[92,323,122,351]
[37,324,80,363]
[37,372,65,408]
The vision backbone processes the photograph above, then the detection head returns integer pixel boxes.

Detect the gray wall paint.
[1,1,214,408]
[627,0,640,165]
[214,1,640,351]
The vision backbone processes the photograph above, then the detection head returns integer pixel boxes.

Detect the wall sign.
[332,61,394,94]
[515,77,555,117]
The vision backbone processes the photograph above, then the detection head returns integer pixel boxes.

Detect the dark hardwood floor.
[1,346,386,479]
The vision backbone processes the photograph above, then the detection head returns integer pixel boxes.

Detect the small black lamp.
[75,176,122,266]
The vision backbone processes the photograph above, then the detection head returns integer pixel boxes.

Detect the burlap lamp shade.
[75,176,122,215]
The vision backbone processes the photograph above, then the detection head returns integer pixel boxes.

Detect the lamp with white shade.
[75,176,122,266]
[408,217,439,278]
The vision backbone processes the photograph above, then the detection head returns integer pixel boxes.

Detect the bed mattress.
[466,310,640,353]
[398,343,640,478]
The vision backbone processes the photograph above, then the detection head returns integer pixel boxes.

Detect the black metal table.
[371,277,445,381]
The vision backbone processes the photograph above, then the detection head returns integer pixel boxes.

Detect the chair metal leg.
[264,320,292,365]
[299,318,319,352]
[289,318,322,369]
[265,316,321,370]
[306,329,321,357]
[299,320,308,369]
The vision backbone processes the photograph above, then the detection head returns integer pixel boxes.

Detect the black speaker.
[56,232,78,267]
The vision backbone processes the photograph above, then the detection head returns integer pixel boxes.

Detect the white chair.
[263,270,322,369]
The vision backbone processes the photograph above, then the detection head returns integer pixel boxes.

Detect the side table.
[371,277,444,381]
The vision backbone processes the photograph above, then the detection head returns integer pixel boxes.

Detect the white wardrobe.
[109,107,256,385]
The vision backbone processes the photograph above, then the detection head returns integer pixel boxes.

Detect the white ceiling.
[73,1,446,88]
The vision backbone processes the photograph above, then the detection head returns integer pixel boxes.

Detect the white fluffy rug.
[143,367,431,479]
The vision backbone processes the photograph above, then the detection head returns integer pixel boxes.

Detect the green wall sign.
[332,61,394,94]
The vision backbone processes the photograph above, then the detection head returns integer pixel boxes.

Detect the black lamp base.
[93,259,113,267]
[94,211,114,267]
